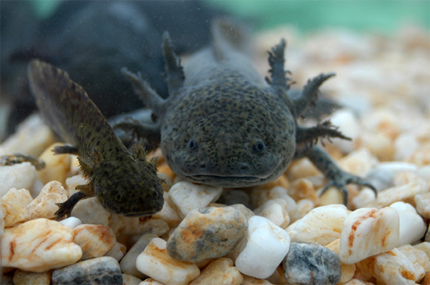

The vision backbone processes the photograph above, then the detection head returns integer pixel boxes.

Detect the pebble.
[318,186,344,206]
[338,148,379,177]
[120,233,157,279]
[252,186,298,221]
[13,269,52,285]
[0,162,37,197]
[415,242,430,259]
[361,132,394,161]
[1,218,82,272]
[136,237,200,285]
[51,256,123,285]
[71,197,111,226]
[0,188,33,227]
[394,132,419,161]
[283,241,341,285]
[0,114,55,157]
[364,162,418,191]
[151,192,182,228]
[286,204,348,246]
[189,258,243,285]
[329,109,360,153]
[26,181,68,220]
[369,177,429,208]
[398,244,430,282]
[296,199,314,218]
[418,165,430,182]
[415,192,430,219]
[241,275,274,284]
[65,174,89,196]
[235,216,290,279]
[352,188,376,209]
[168,181,223,218]
[356,248,418,284]
[167,206,247,262]
[140,278,166,285]
[390,202,427,246]
[288,178,318,205]
[121,274,142,285]
[286,158,321,181]
[343,279,374,285]
[59,216,82,229]
[325,239,356,284]
[339,207,399,264]
[254,198,290,229]
[109,216,169,237]
[37,143,71,186]
[73,224,116,260]
[106,242,127,262]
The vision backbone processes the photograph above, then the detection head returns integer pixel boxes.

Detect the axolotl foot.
[55,191,88,220]
[320,172,377,205]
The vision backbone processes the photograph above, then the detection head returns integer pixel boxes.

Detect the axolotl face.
[160,82,297,187]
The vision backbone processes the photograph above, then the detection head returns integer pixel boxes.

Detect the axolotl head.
[90,154,164,216]
[160,81,297,187]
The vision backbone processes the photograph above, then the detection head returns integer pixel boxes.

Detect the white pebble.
[415,192,430,219]
[105,242,127,262]
[1,218,82,272]
[136,237,200,285]
[394,133,419,161]
[65,174,89,196]
[390,202,427,246]
[365,162,418,191]
[418,165,430,182]
[329,109,360,153]
[0,188,33,227]
[339,207,399,264]
[286,204,348,246]
[26,181,68,220]
[235,216,290,279]
[0,162,37,197]
[169,181,222,218]
[59,216,82,229]
[356,248,418,284]
[254,198,290,229]
[352,188,376,209]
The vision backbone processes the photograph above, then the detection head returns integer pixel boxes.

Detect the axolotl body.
[28,60,164,219]
[119,18,376,205]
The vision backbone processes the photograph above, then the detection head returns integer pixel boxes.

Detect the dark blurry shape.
[1,1,39,134]
[1,0,225,137]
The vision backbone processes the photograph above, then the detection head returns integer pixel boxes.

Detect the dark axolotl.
[117,18,376,205]
[27,60,164,219]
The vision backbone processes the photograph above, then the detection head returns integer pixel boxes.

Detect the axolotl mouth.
[180,172,280,188]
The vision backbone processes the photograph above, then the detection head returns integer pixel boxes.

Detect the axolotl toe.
[118,18,376,205]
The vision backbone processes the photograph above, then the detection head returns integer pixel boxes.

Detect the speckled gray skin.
[27,60,164,219]
[119,18,376,205]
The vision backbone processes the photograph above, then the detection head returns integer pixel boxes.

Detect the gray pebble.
[52,256,122,285]
[167,206,247,262]
[283,242,341,285]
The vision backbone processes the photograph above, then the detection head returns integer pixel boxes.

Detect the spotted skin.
[118,18,377,205]
[28,60,164,219]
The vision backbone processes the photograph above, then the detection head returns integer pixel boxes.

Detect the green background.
[33,0,430,34]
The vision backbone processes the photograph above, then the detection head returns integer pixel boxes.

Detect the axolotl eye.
[253,140,266,153]
[187,139,198,151]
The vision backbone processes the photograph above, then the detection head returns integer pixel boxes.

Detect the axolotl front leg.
[268,38,377,206]
[298,147,377,205]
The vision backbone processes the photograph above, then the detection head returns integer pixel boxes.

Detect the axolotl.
[117,18,376,205]
[28,60,164,220]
